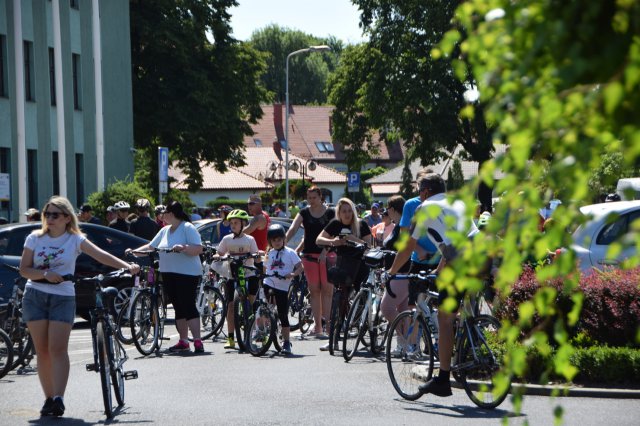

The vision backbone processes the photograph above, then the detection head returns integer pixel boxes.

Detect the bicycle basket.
[211,259,232,279]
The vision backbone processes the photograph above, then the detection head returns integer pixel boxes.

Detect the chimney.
[273,103,284,142]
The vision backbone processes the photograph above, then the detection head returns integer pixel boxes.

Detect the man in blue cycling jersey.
[388,173,477,397]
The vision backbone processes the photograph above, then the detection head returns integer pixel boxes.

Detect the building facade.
[0,0,133,221]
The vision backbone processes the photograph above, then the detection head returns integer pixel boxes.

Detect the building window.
[70,0,79,9]
[253,138,263,147]
[72,53,82,110]
[52,151,59,195]
[0,35,7,97]
[24,41,35,101]
[75,154,84,203]
[27,150,38,208]
[0,148,10,212]
[315,141,334,153]
[49,48,56,106]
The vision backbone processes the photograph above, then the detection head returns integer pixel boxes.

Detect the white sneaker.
[390,344,405,357]
[319,342,331,351]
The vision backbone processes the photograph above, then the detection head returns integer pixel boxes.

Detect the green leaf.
[603,82,623,115]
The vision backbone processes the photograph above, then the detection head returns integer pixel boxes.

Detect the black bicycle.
[76,270,139,419]
[247,272,288,356]
[286,270,312,333]
[0,264,34,373]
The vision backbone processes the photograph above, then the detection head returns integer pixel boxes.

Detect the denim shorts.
[22,288,76,324]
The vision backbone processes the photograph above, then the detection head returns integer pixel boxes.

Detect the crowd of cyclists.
[15,166,505,418]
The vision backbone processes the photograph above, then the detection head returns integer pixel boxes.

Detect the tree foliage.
[328,0,494,206]
[130,0,269,191]
[400,155,415,199]
[249,25,343,105]
[435,0,640,416]
[447,158,465,191]
[587,152,639,203]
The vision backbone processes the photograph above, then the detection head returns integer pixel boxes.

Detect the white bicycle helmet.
[114,201,130,210]
[135,198,151,210]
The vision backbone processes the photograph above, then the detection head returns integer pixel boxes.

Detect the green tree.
[328,0,494,206]
[400,156,414,199]
[249,24,341,104]
[439,0,640,417]
[86,179,155,222]
[447,158,464,191]
[588,152,639,203]
[130,0,269,192]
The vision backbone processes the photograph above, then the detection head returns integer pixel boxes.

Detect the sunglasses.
[248,202,257,205]
[44,211,69,219]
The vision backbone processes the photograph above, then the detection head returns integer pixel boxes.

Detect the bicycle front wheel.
[96,322,114,418]
[110,334,126,407]
[286,282,301,332]
[342,291,367,362]
[328,290,344,356]
[247,306,274,356]
[456,315,510,409]
[385,312,434,401]
[115,299,134,345]
[200,286,226,340]
[233,297,252,352]
[130,292,160,356]
[0,328,13,379]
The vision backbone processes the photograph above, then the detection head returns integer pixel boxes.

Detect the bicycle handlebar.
[212,253,262,263]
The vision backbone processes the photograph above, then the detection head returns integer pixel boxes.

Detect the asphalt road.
[0,318,638,425]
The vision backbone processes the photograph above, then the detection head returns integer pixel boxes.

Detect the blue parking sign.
[158,147,169,182]
[348,172,360,193]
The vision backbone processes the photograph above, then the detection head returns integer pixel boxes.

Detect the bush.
[86,179,155,222]
[494,267,640,347]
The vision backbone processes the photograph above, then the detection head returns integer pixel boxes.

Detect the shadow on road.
[397,399,524,420]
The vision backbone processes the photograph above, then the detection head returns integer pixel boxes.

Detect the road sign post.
[158,147,169,204]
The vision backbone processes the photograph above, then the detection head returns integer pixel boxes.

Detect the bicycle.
[385,272,510,409]
[0,328,12,379]
[326,240,368,356]
[194,244,226,341]
[124,249,169,356]
[212,252,262,352]
[341,250,393,361]
[0,264,35,373]
[246,271,288,356]
[76,269,139,419]
[286,270,313,334]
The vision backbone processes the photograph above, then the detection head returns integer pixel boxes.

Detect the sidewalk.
[413,366,640,399]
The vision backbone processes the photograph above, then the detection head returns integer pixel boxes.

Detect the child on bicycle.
[214,209,262,349]
[263,224,303,355]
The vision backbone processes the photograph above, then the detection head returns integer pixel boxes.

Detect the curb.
[413,366,640,399]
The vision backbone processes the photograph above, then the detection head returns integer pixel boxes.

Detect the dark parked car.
[0,223,149,319]
[194,217,304,249]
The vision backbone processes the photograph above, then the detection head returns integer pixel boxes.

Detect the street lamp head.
[307,160,317,171]
[288,160,300,172]
[309,45,331,52]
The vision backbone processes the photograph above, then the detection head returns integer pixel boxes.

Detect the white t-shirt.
[149,222,203,276]
[216,233,259,277]
[24,231,86,296]
[264,247,301,291]
[412,193,478,261]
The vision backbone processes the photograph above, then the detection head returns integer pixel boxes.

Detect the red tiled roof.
[244,104,403,162]
[169,147,346,190]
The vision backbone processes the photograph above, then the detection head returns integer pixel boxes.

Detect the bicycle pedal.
[85,363,97,372]
[124,370,139,380]
[160,337,170,341]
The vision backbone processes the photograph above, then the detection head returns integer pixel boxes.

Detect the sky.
[229,0,368,44]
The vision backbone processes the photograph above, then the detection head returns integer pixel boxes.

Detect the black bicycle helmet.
[605,193,621,202]
[267,224,286,241]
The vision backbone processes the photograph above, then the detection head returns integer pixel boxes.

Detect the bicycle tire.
[199,286,226,340]
[233,297,251,352]
[110,333,126,407]
[328,290,343,356]
[97,322,114,418]
[272,311,283,352]
[130,292,160,356]
[247,306,274,356]
[0,328,13,379]
[386,312,434,401]
[115,299,134,345]
[456,315,510,409]
[369,307,388,355]
[10,323,33,370]
[114,287,132,315]
[286,282,301,332]
[343,291,367,362]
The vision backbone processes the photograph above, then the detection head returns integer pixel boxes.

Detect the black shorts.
[224,275,259,301]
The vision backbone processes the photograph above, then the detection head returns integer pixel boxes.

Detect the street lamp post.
[288,159,317,197]
[285,45,331,217]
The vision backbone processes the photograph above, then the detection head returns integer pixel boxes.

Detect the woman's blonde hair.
[335,197,360,238]
[37,196,82,237]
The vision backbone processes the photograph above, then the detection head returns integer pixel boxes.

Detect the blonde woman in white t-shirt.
[19,196,140,417]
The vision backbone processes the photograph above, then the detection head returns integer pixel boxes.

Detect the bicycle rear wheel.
[286,282,301,332]
[10,322,33,370]
[110,333,126,407]
[115,299,134,345]
[0,328,13,379]
[343,291,367,362]
[247,306,274,357]
[130,292,160,356]
[328,290,344,356]
[386,312,434,401]
[200,286,226,340]
[369,308,388,355]
[97,322,114,418]
[456,315,509,409]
